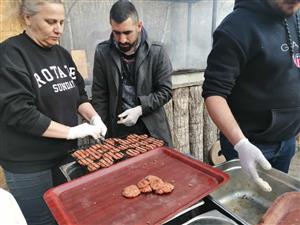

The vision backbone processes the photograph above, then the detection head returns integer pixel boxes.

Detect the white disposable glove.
[234,138,272,192]
[117,106,142,126]
[90,115,107,137]
[67,123,101,140]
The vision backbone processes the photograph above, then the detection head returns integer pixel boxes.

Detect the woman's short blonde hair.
[19,0,63,23]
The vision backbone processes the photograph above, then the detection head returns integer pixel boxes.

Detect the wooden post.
[172,87,190,154]
[203,104,218,163]
[189,86,204,160]
[71,50,89,80]
[164,100,174,144]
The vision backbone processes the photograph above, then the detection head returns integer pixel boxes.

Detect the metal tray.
[183,209,238,225]
[209,159,300,225]
[44,147,229,225]
[164,197,241,225]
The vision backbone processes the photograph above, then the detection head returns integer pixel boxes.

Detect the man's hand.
[234,138,272,192]
[90,115,107,137]
[67,123,102,140]
[117,106,142,126]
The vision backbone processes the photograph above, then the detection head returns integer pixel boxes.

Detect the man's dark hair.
[110,0,139,24]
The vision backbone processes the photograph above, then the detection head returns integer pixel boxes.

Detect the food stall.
[44,135,300,225]
[44,135,229,225]
[2,0,300,224]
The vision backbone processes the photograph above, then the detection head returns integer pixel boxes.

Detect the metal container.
[210,159,300,225]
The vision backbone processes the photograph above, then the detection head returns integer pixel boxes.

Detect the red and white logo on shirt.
[293,53,300,68]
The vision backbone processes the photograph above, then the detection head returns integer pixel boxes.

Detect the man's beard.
[118,42,134,52]
[267,0,298,17]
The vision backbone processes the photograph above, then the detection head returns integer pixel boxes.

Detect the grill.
[60,134,164,181]
[71,134,164,172]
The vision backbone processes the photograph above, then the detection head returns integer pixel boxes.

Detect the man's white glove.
[234,138,272,192]
[90,115,107,137]
[67,123,101,140]
[117,106,142,126]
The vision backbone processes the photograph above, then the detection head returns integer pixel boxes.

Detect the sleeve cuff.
[79,95,89,105]
[138,96,150,115]
[29,114,51,136]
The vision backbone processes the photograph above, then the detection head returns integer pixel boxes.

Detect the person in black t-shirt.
[92,0,173,146]
[0,1,107,224]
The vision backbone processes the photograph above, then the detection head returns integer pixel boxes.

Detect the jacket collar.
[135,28,151,75]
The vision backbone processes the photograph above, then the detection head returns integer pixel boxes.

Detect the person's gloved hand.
[67,123,101,140]
[117,106,142,126]
[90,114,107,137]
[234,138,272,192]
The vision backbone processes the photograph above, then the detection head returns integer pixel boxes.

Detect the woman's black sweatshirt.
[0,32,88,173]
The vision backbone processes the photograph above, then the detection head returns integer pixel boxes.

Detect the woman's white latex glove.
[67,123,101,140]
[90,115,107,137]
[117,106,142,126]
[234,138,272,192]
[0,188,27,225]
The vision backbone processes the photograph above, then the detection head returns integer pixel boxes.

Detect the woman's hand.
[90,115,107,137]
[67,123,102,140]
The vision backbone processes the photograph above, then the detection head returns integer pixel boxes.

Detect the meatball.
[137,178,152,193]
[122,185,141,198]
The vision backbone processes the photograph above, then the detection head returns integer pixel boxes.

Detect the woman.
[0,1,106,224]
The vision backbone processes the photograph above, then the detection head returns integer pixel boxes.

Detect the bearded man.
[92,0,173,146]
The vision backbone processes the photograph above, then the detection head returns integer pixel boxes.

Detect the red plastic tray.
[44,147,229,225]
[258,192,300,225]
